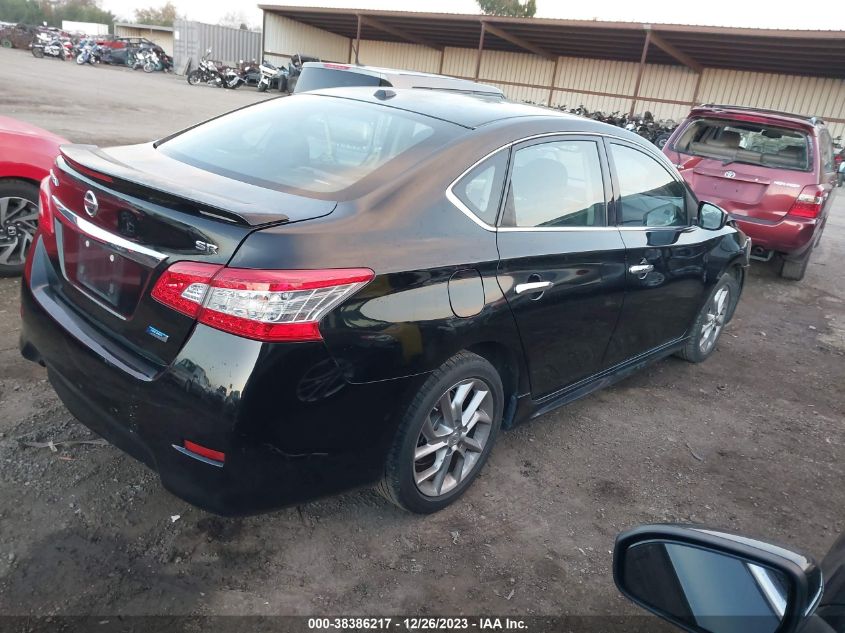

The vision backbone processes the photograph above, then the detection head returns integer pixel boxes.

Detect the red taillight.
[787,185,826,219]
[151,264,374,342]
[183,440,225,463]
[150,261,223,317]
[323,63,350,70]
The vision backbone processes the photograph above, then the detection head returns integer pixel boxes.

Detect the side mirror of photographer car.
[613,525,823,633]
[698,201,730,230]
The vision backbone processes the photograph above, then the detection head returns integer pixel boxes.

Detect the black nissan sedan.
[20,88,750,515]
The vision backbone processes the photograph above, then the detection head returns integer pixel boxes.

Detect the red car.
[0,116,67,276]
[664,105,838,280]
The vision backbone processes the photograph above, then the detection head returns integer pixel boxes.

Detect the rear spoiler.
[59,144,302,227]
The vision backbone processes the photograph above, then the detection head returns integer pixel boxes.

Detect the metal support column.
[629,30,651,117]
[474,22,486,80]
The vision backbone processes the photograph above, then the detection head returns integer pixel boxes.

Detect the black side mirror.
[698,201,729,230]
[614,525,823,633]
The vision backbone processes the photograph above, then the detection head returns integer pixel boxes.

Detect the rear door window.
[501,139,606,228]
[673,118,811,171]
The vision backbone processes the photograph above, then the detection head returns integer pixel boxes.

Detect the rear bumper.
[20,239,422,515]
[731,214,821,257]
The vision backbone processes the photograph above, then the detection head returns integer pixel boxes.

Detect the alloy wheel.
[699,286,730,354]
[413,378,494,497]
[0,196,38,267]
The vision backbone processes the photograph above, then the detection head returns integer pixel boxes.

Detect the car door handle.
[628,264,654,275]
[515,281,553,294]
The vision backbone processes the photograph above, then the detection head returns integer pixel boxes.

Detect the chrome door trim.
[52,195,167,266]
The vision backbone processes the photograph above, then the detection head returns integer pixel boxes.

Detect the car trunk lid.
[45,145,336,366]
[676,155,815,222]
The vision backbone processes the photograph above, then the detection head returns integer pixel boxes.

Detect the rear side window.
[159,95,456,195]
[820,129,834,171]
[674,118,810,172]
[451,150,508,225]
[295,67,386,93]
[502,139,606,228]
[610,144,688,227]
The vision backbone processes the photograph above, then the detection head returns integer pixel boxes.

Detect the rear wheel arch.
[464,341,523,427]
[1,176,41,189]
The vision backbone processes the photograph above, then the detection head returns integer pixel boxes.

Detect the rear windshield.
[159,94,457,195]
[673,118,811,172]
[295,67,387,93]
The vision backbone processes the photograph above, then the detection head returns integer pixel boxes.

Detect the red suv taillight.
[151,263,374,342]
[787,185,826,219]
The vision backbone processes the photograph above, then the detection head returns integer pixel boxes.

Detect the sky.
[98,0,845,31]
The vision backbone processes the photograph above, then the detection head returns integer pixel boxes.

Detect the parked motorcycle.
[75,42,102,65]
[256,59,288,92]
[187,49,224,87]
[221,62,246,89]
[239,59,261,86]
[31,35,68,60]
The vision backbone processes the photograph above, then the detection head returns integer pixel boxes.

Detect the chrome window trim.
[52,195,167,266]
[446,130,681,234]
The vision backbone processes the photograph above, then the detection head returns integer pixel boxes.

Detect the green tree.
[0,0,45,24]
[0,0,115,29]
[133,1,177,26]
[476,0,536,17]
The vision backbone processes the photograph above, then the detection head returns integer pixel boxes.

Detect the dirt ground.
[0,50,843,623]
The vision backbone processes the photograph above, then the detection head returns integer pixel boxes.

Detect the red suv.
[664,105,838,280]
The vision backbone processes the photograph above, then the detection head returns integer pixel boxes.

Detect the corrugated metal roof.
[113,22,174,32]
[258,5,845,78]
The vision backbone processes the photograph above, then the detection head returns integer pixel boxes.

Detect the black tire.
[0,179,40,277]
[780,245,813,281]
[655,132,672,149]
[377,351,504,514]
[31,47,44,58]
[257,82,267,93]
[187,70,200,86]
[676,272,741,363]
[1,39,12,49]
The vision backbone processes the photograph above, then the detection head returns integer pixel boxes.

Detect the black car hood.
[60,143,336,226]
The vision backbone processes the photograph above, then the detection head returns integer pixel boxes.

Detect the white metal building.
[259,6,845,137]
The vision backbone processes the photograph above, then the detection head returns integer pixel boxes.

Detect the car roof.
[308,87,578,129]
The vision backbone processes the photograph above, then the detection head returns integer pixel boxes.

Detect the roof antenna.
[374,89,396,100]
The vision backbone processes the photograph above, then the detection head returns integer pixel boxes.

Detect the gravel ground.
[0,49,843,624]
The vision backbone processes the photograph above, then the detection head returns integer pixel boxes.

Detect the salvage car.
[615,523,844,633]
[0,22,34,49]
[294,62,505,98]
[20,89,750,515]
[0,116,67,276]
[664,104,838,280]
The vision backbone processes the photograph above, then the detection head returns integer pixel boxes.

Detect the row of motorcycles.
[73,39,173,72]
[551,104,678,147]
[30,33,172,72]
[186,50,319,93]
